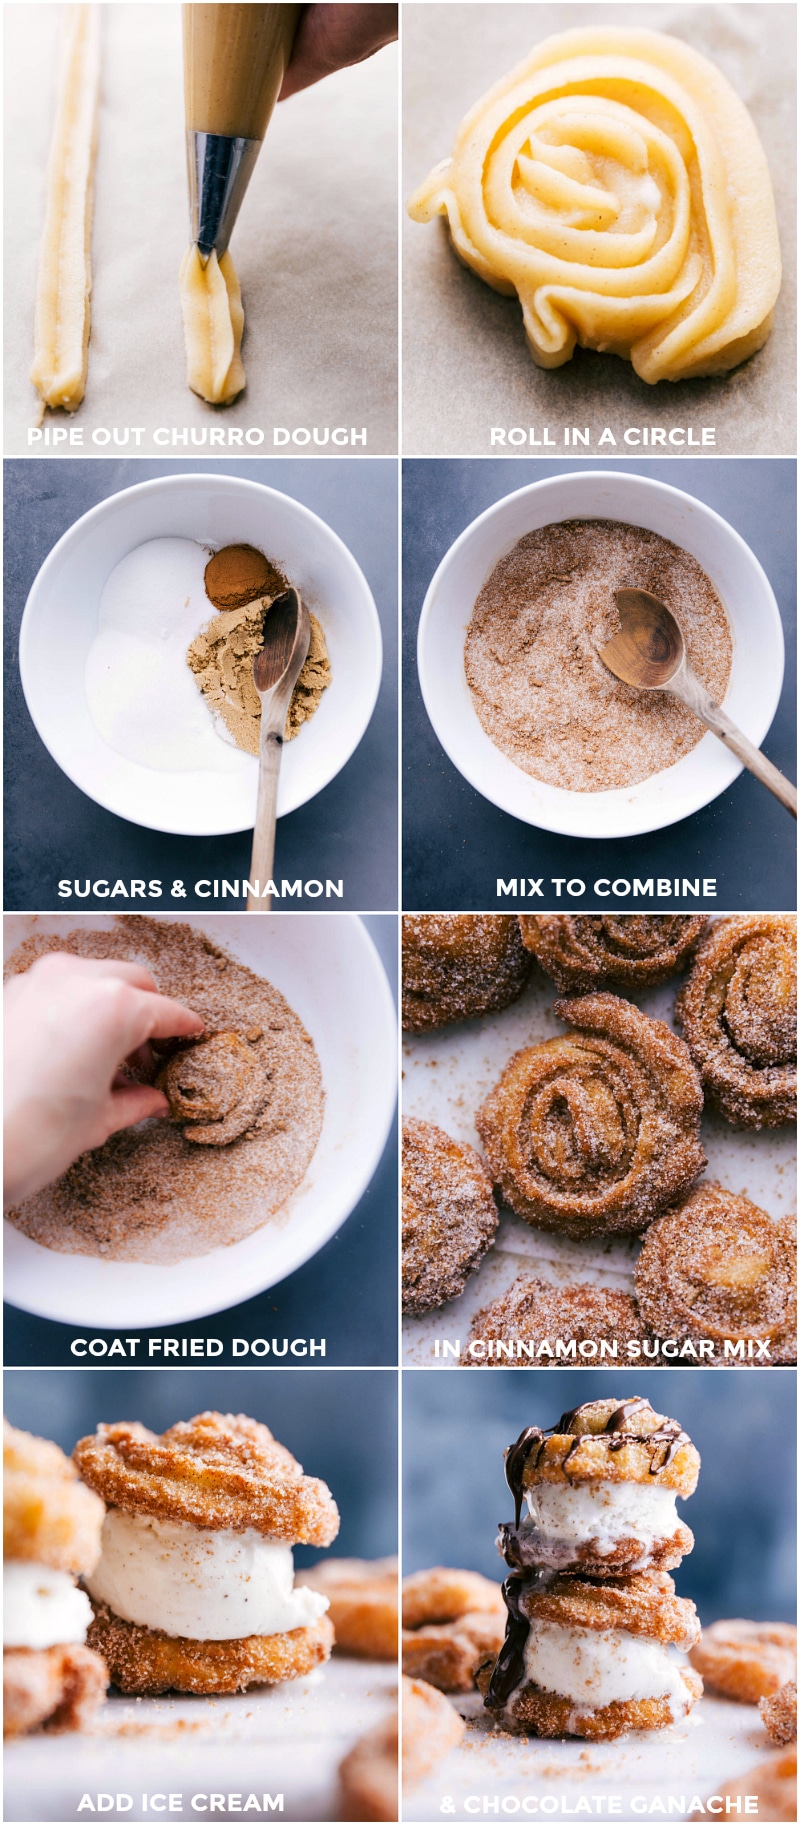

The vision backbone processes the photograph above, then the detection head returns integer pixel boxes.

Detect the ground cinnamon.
[204,543,287,610]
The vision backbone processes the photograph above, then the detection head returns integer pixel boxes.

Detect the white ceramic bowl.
[19,473,383,836]
[4,913,397,1328]
[417,470,785,838]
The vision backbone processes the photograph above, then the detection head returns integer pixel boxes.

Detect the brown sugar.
[464,519,732,792]
[204,544,286,610]
[5,919,324,1264]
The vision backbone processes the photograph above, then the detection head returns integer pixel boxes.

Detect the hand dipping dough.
[180,245,245,405]
[407,26,782,383]
[188,599,332,754]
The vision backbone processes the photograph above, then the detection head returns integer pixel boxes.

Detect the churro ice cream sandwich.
[73,1411,338,1694]
[4,1417,107,1736]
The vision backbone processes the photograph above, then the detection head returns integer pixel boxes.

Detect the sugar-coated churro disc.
[689,1619,797,1703]
[402,1117,497,1314]
[635,1183,797,1362]
[466,1276,641,1369]
[761,1682,798,1746]
[402,1674,465,1786]
[87,1600,333,1695]
[298,1557,398,1659]
[402,914,531,1030]
[676,915,797,1128]
[4,1418,105,1575]
[339,1708,399,1821]
[476,992,705,1239]
[519,915,708,993]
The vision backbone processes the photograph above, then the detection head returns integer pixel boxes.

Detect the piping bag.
[180,4,300,402]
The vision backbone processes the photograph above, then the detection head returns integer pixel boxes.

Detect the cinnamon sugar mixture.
[464,520,732,791]
[5,919,323,1263]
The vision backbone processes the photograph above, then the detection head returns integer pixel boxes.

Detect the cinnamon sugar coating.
[402,1117,498,1314]
[689,1619,797,1703]
[403,1611,506,1692]
[156,1031,272,1145]
[676,916,797,1128]
[476,992,705,1240]
[761,1682,798,1745]
[73,1412,339,1545]
[87,1601,333,1695]
[466,1277,641,1368]
[3,1643,108,1737]
[298,1557,398,1659]
[519,915,708,993]
[4,1418,105,1574]
[690,1749,797,1824]
[476,1657,702,1740]
[402,915,531,1031]
[518,1397,700,1497]
[402,1566,505,1631]
[401,1674,465,1786]
[516,1567,700,1645]
[339,1708,398,1821]
[635,1185,797,1363]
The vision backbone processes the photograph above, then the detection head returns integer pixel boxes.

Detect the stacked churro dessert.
[477,1397,703,1739]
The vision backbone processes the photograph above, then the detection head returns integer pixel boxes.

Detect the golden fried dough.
[87,1601,334,1695]
[519,916,707,993]
[4,1417,105,1574]
[3,1642,107,1738]
[402,915,530,1030]
[339,1708,398,1821]
[298,1557,398,1659]
[402,1118,497,1314]
[761,1682,798,1746]
[635,1185,796,1363]
[677,916,797,1127]
[73,1411,339,1545]
[401,1674,465,1786]
[689,1619,797,1703]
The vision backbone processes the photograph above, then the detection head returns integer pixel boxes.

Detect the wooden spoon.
[247,587,311,911]
[600,588,796,818]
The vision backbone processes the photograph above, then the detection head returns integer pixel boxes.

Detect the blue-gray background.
[402,458,797,911]
[4,1368,397,1565]
[403,1369,796,1623]
[4,914,398,1369]
[4,458,398,912]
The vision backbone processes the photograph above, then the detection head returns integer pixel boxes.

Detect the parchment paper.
[402,3,797,455]
[402,938,796,1366]
[3,1659,396,1824]
[4,5,398,454]
[405,1689,783,1821]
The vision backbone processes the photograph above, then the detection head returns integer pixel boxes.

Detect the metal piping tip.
[187,130,261,260]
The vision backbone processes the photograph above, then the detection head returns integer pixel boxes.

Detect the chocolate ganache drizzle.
[485,1400,691,1712]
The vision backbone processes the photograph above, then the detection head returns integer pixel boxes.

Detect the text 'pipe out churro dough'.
[408,27,781,383]
[180,4,300,404]
[30,3,101,413]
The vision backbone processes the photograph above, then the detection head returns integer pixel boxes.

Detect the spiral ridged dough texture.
[519,915,708,993]
[676,915,797,1128]
[408,27,781,382]
[476,992,705,1239]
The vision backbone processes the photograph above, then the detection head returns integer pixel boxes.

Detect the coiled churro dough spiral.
[676,915,797,1128]
[475,992,705,1239]
[408,27,781,382]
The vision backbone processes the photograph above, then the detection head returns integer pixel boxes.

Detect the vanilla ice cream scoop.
[4,1561,93,1650]
[84,1509,330,1641]
[522,1619,695,1719]
[501,1479,686,1573]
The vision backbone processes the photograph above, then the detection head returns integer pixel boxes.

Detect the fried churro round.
[86,1601,333,1695]
[73,1412,339,1546]
[511,1397,700,1496]
[466,1277,641,1368]
[402,1118,497,1314]
[339,1708,399,1821]
[676,916,797,1128]
[402,1567,505,1631]
[476,993,705,1240]
[689,1620,797,1703]
[403,1611,506,1692]
[402,1674,465,1786]
[761,1682,797,1746]
[519,916,708,994]
[691,1749,797,1823]
[2,1642,108,1738]
[635,1185,797,1363]
[156,1031,272,1145]
[298,1557,398,1659]
[4,1419,105,1575]
[402,915,530,1031]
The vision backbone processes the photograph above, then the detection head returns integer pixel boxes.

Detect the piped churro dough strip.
[31,4,101,413]
[179,246,246,405]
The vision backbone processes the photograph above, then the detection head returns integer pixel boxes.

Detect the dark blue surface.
[402,458,797,911]
[4,458,398,912]
[403,1368,797,1624]
[4,1367,398,1563]
[3,915,399,1368]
